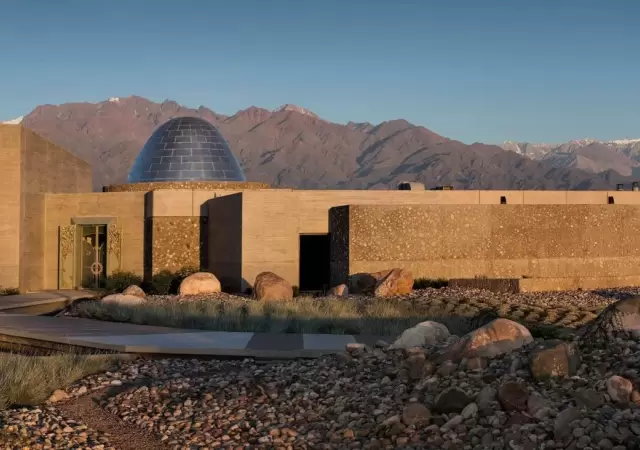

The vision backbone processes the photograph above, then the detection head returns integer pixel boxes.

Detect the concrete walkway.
[0,290,98,312]
[0,314,389,358]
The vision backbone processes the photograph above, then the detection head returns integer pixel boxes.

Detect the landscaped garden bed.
[68,284,625,338]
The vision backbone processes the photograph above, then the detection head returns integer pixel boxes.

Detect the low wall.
[329,204,640,289]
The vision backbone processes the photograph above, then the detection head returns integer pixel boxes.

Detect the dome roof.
[127,116,245,183]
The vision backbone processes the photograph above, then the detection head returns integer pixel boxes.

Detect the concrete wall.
[43,192,145,288]
[329,204,640,285]
[0,125,94,291]
[0,126,22,289]
[216,189,640,291]
[19,129,93,291]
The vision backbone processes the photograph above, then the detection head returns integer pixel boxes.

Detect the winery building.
[2,117,640,295]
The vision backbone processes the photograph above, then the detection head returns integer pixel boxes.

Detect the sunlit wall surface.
[127,116,245,183]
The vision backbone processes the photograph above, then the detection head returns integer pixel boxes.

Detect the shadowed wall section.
[0,125,94,291]
[329,204,640,288]
[0,126,22,289]
[207,194,243,292]
[20,129,93,291]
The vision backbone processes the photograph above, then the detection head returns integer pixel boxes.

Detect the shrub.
[104,270,143,293]
[0,287,20,296]
[413,278,449,290]
[292,285,300,297]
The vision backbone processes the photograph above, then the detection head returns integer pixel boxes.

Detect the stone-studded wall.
[330,204,640,286]
[106,181,269,192]
[147,216,206,275]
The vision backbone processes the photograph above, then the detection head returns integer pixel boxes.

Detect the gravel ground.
[142,286,634,312]
[0,407,113,449]
[140,286,636,311]
[7,287,640,449]
[26,332,638,449]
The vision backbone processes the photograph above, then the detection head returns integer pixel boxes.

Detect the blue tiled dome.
[127,116,245,183]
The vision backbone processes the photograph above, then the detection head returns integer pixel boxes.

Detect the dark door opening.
[299,234,330,293]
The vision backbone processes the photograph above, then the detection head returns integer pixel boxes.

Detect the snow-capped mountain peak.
[274,104,318,118]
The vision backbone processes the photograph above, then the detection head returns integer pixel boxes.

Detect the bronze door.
[79,225,107,288]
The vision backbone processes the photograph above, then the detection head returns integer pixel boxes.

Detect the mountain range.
[2,95,632,191]
[502,139,640,177]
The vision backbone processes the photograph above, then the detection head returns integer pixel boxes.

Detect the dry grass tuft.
[0,352,116,409]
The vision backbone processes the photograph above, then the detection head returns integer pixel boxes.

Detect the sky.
[0,0,638,144]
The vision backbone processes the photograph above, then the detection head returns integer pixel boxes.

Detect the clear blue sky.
[0,0,638,144]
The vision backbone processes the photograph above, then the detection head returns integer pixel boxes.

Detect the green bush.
[0,287,20,296]
[146,270,173,295]
[104,270,143,293]
[413,278,449,290]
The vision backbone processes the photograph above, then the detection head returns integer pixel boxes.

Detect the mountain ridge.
[502,139,640,176]
[11,95,630,191]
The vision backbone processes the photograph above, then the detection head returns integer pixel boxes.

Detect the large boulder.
[254,272,293,302]
[351,271,389,294]
[582,296,640,341]
[390,321,451,349]
[529,340,581,380]
[122,285,145,298]
[374,268,413,297]
[435,318,533,363]
[178,272,221,296]
[101,293,144,306]
[607,375,634,403]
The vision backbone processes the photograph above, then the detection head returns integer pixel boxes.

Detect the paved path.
[0,314,389,358]
[0,290,98,312]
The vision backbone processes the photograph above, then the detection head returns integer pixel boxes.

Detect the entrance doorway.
[299,234,330,293]
[78,224,107,288]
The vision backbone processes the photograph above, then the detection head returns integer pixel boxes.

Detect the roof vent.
[397,182,425,190]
